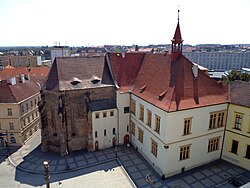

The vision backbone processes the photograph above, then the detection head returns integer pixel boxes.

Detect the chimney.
[21,74,25,83]
[192,64,198,78]
[9,77,16,85]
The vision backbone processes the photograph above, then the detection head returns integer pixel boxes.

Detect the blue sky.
[0,0,250,46]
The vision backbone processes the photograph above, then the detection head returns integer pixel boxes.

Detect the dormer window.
[158,90,167,101]
[91,76,100,84]
[70,77,81,85]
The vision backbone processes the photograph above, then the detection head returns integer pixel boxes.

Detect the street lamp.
[43,161,50,188]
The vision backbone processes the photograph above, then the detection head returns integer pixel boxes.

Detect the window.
[34,99,37,105]
[104,129,107,136]
[138,128,143,143]
[127,125,129,132]
[113,128,116,135]
[124,107,130,114]
[131,99,136,115]
[29,129,32,136]
[21,105,24,114]
[110,111,114,116]
[95,113,100,119]
[23,120,26,126]
[208,137,220,152]
[26,103,28,111]
[103,112,107,118]
[151,139,158,157]
[10,137,16,143]
[139,104,144,121]
[7,108,12,116]
[209,111,225,129]
[231,140,239,154]
[246,145,250,159]
[28,117,30,123]
[155,115,161,134]
[9,123,14,130]
[130,121,135,135]
[95,131,98,138]
[32,114,34,120]
[147,110,152,127]
[234,113,243,130]
[183,118,192,135]
[180,145,191,160]
[31,101,33,108]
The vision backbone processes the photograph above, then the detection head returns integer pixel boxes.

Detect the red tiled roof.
[0,80,40,103]
[108,52,145,93]
[0,66,50,86]
[230,81,250,108]
[132,53,229,112]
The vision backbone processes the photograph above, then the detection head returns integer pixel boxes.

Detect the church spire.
[171,9,183,60]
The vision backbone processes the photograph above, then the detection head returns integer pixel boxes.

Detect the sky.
[0,0,250,47]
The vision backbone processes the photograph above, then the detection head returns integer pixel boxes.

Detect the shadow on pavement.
[0,146,20,163]
[14,144,119,187]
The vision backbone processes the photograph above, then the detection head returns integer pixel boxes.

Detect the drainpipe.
[220,102,230,159]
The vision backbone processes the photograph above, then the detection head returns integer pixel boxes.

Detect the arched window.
[10,137,16,143]
[113,128,116,135]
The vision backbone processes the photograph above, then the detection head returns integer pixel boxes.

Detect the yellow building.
[0,77,41,146]
[222,81,250,170]
[0,71,48,146]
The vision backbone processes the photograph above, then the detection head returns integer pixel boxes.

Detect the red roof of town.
[108,52,145,93]
[0,66,50,86]
[132,53,229,112]
[0,80,40,103]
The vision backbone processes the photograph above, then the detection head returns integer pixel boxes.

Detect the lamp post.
[43,161,50,188]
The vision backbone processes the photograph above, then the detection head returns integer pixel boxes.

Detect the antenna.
[178,8,180,21]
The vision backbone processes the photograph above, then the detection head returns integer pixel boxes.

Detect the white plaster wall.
[164,130,224,177]
[116,92,130,144]
[165,104,228,144]
[130,94,168,175]
[92,108,117,150]
[130,94,228,177]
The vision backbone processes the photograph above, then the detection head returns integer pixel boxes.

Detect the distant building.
[0,55,42,69]
[50,46,70,64]
[183,52,250,71]
[222,81,250,170]
[0,67,49,146]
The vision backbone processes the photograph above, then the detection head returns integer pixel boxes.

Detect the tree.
[222,70,250,84]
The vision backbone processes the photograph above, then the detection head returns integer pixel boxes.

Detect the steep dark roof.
[88,98,116,112]
[132,53,229,112]
[230,81,250,108]
[44,56,114,91]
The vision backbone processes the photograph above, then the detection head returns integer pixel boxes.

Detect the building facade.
[0,78,41,146]
[222,81,250,170]
[0,67,49,146]
[183,52,250,71]
[0,55,42,69]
